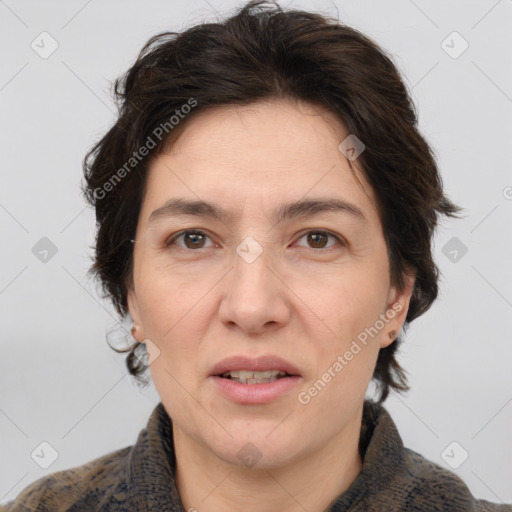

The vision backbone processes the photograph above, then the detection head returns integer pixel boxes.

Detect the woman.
[3,1,510,510]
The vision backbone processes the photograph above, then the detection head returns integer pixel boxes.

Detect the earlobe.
[131,325,140,340]
[388,272,415,318]
[381,272,415,348]
[127,290,144,342]
[379,328,398,349]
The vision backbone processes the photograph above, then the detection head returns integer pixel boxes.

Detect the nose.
[218,240,291,334]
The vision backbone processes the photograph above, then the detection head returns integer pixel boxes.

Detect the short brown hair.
[82,0,461,403]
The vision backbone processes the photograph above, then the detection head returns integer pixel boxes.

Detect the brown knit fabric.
[1,400,510,511]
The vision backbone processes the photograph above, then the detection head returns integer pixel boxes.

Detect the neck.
[173,405,364,512]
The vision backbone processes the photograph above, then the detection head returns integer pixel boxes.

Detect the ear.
[380,272,416,349]
[127,288,145,342]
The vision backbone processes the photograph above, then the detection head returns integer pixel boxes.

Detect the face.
[127,98,414,471]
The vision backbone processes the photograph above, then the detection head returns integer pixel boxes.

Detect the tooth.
[236,377,274,384]
[221,369,290,380]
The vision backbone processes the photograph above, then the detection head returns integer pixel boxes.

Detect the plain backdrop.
[1,0,511,505]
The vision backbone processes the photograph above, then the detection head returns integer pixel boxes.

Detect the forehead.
[161,98,353,171]
[141,99,379,224]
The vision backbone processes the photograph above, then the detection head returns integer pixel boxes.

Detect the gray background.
[1,0,511,505]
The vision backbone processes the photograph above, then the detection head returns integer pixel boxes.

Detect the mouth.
[209,355,302,403]
[218,369,293,384]
[210,354,302,380]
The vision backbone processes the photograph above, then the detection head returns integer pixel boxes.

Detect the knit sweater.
[1,400,510,511]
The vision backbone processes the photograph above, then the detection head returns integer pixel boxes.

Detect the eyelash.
[164,229,345,251]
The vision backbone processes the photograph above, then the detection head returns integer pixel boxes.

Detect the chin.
[206,427,302,470]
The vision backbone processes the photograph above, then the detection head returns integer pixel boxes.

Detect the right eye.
[165,230,218,250]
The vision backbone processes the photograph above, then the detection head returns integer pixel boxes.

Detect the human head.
[82,0,461,404]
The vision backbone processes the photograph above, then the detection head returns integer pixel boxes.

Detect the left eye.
[165,230,343,250]
[294,230,342,249]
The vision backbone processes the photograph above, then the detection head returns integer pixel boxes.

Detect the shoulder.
[399,447,511,511]
[359,401,511,511]
[0,445,132,512]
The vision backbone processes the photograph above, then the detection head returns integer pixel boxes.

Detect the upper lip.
[210,355,302,377]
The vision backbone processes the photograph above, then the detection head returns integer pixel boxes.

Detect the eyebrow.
[147,197,367,226]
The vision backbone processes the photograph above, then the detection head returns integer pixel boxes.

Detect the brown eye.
[165,230,215,250]
[295,230,343,250]
[183,232,206,249]
[307,232,328,248]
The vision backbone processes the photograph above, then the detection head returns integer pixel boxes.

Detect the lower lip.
[210,375,302,404]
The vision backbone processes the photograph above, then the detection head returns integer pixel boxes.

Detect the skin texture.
[127,98,415,512]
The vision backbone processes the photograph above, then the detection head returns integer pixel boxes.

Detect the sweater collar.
[127,399,403,511]
[329,400,404,510]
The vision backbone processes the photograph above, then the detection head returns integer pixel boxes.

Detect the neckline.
[127,399,403,511]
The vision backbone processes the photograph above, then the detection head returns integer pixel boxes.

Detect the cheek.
[304,263,388,331]
[306,276,384,402]
[135,272,214,387]
[136,269,212,336]
[300,265,388,387]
